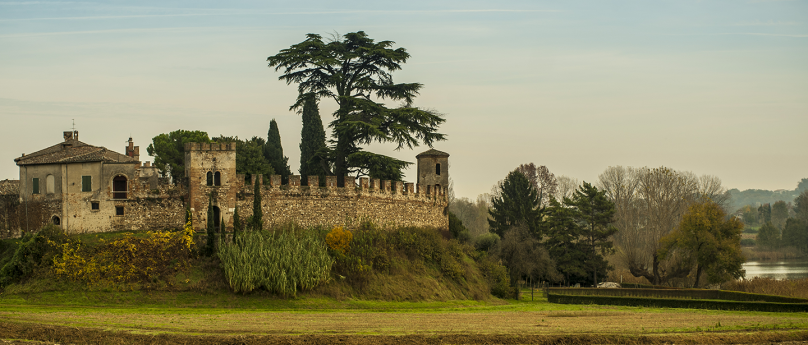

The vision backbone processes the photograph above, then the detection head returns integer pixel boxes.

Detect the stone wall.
[234,175,449,231]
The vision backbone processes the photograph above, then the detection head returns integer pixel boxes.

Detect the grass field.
[2,289,808,344]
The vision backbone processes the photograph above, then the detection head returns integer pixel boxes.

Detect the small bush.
[477,253,512,298]
[326,226,352,254]
[474,232,500,252]
[449,212,471,243]
[0,225,66,287]
[740,238,756,247]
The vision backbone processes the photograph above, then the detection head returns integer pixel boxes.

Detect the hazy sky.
[1,0,806,199]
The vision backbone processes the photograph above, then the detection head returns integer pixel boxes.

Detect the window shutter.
[82,176,92,192]
[32,178,40,194]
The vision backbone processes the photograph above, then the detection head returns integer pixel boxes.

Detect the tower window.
[91,202,100,210]
[214,171,221,186]
[436,163,441,175]
[206,171,213,186]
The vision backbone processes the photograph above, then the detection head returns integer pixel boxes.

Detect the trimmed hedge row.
[548,288,808,304]
[547,293,808,313]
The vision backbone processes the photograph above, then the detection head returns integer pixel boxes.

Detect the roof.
[14,139,136,166]
[416,148,450,158]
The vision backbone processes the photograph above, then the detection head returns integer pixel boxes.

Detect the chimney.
[63,131,73,141]
[126,137,140,161]
[73,130,78,141]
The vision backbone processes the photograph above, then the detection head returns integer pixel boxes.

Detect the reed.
[217,227,333,295]
[722,277,808,299]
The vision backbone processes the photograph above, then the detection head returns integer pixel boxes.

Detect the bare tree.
[516,163,558,207]
[449,196,491,237]
[555,175,580,202]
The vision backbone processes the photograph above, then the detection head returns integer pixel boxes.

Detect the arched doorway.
[52,215,60,225]
[113,175,127,199]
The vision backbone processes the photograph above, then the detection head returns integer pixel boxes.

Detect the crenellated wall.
[231,175,449,230]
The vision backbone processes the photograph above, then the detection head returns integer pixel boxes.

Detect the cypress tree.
[265,119,292,183]
[252,176,263,230]
[299,95,326,185]
[206,194,215,255]
[233,206,241,239]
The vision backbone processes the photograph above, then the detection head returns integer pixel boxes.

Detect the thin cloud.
[0,8,559,22]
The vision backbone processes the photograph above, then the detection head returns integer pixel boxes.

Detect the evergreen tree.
[265,119,292,183]
[299,95,327,185]
[782,218,808,253]
[268,32,445,187]
[206,194,215,256]
[251,177,263,230]
[233,206,241,239]
[544,197,587,286]
[220,216,225,236]
[565,182,618,286]
[488,170,542,238]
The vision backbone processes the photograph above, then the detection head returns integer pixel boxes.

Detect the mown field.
[2,290,808,344]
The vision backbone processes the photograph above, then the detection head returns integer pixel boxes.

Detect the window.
[32,178,40,194]
[81,176,92,192]
[52,216,60,225]
[206,171,213,186]
[46,175,55,194]
[115,206,124,216]
[214,171,221,186]
[91,202,100,210]
[436,163,441,175]
[113,176,127,199]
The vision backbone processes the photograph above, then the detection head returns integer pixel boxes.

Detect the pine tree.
[252,177,263,230]
[565,182,618,287]
[299,95,327,185]
[544,196,587,286]
[265,119,292,183]
[206,194,215,256]
[488,170,542,238]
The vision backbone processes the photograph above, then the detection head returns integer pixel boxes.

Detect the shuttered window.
[82,176,92,192]
[32,178,40,194]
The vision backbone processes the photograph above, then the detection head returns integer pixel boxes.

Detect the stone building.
[0,132,449,238]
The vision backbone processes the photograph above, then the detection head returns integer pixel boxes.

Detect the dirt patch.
[1,322,808,345]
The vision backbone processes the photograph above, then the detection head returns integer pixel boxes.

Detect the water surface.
[742,258,808,280]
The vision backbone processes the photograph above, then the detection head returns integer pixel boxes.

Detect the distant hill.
[728,178,808,212]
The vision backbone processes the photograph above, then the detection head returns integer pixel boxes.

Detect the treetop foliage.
[488,170,542,238]
[147,130,210,184]
[267,31,445,185]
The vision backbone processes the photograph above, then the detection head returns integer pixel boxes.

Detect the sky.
[1,0,806,200]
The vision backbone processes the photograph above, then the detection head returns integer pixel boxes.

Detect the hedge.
[547,293,808,313]
[548,288,808,304]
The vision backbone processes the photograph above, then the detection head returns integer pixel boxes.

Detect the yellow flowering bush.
[53,220,195,285]
[325,226,352,254]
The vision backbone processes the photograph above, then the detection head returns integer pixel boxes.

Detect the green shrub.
[740,238,756,247]
[477,253,512,298]
[474,232,500,252]
[449,212,471,243]
[218,227,333,295]
[0,225,66,288]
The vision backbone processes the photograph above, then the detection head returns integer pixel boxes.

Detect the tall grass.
[218,227,333,295]
[722,277,808,299]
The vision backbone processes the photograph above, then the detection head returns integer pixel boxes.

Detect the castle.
[0,131,449,238]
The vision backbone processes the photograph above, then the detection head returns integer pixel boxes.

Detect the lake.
[742,258,808,280]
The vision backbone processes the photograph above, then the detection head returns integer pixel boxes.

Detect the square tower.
[184,142,238,231]
[416,149,449,193]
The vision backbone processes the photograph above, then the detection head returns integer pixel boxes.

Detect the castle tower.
[415,149,449,195]
[184,142,238,231]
